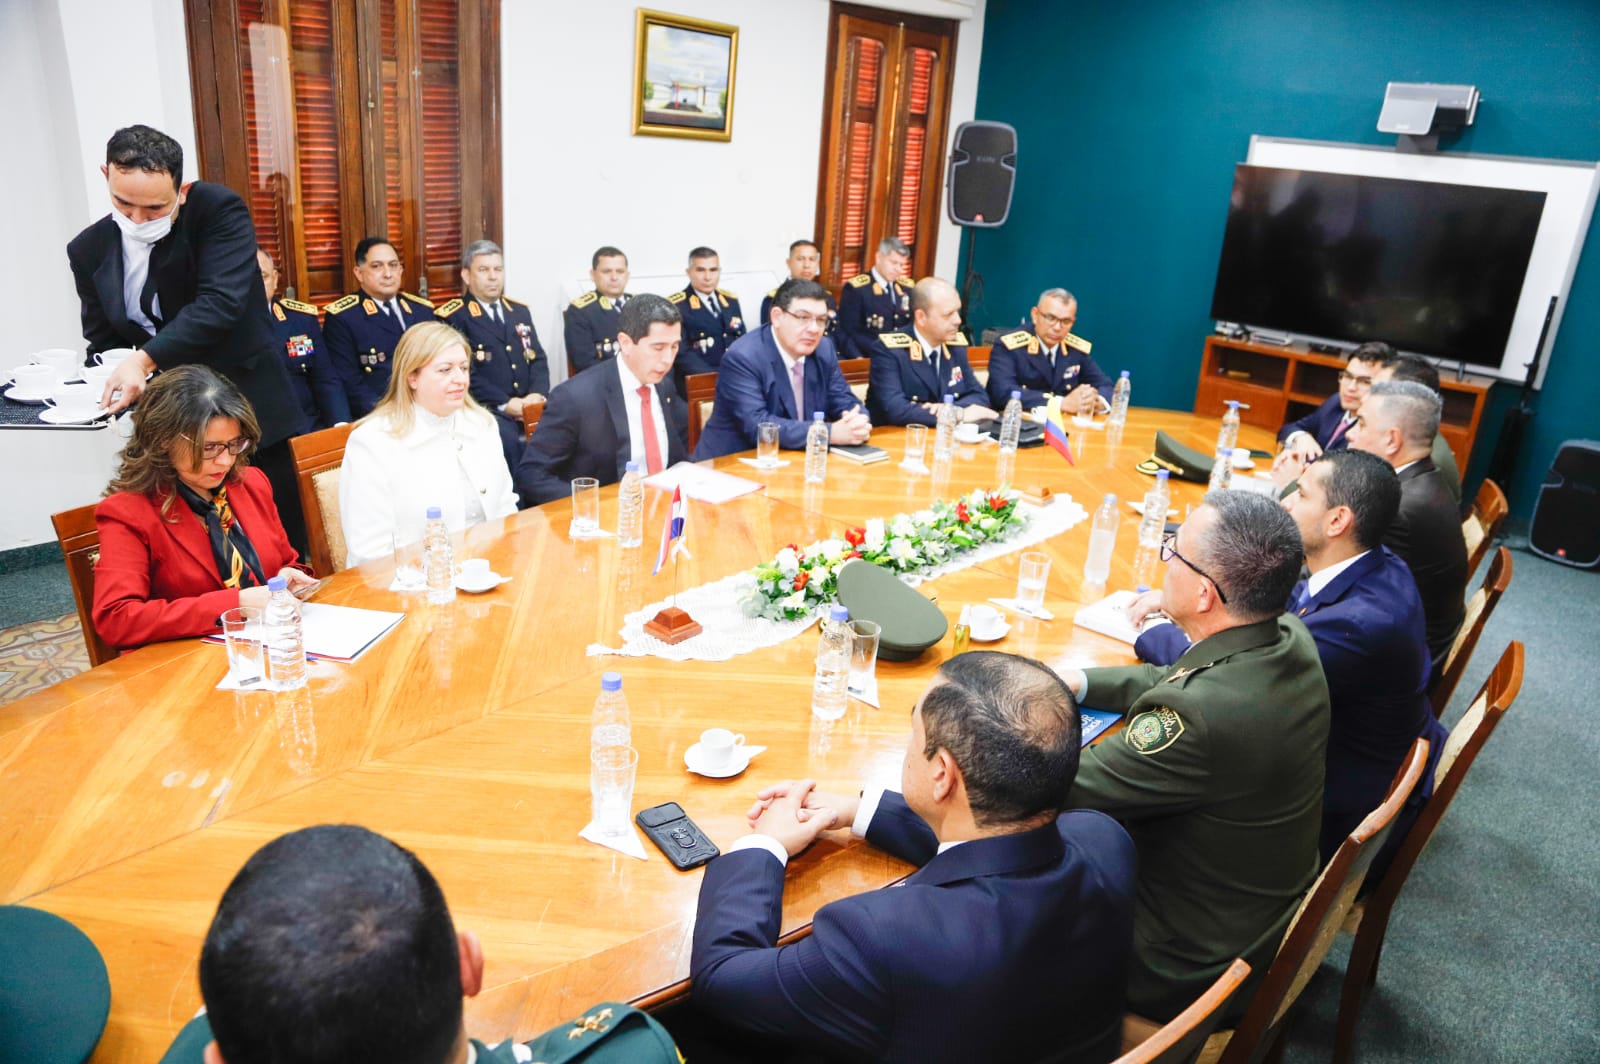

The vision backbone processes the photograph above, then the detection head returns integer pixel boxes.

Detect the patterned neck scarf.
[176,480,268,589]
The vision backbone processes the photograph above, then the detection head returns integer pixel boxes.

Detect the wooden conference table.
[1,409,1271,1061]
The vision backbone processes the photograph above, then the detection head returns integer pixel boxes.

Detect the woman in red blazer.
[93,365,315,650]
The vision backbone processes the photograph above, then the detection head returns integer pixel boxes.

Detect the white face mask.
[112,207,175,245]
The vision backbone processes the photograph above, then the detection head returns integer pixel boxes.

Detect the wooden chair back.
[1462,477,1508,580]
[1331,641,1523,1064]
[838,357,871,403]
[521,398,545,440]
[1116,960,1252,1064]
[967,344,991,387]
[1428,546,1513,714]
[50,504,119,668]
[684,372,718,453]
[288,423,354,577]
[1211,740,1430,1064]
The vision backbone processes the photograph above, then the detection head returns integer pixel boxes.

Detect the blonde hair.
[360,321,493,437]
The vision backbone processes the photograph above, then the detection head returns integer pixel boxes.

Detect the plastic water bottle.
[1083,493,1119,587]
[617,461,644,547]
[263,575,306,690]
[1133,470,1170,587]
[591,671,631,749]
[1208,400,1242,491]
[933,393,957,461]
[423,505,455,604]
[1110,371,1132,429]
[804,412,829,483]
[998,389,1023,454]
[811,604,852,721]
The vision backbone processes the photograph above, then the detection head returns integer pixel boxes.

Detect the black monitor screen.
[1209,165,1546,363]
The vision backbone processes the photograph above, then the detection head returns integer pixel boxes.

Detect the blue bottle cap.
[1010,389,1021,400]
[1136,584,1150,594]
[267,575,288,592]
[1156,470,1169,483]
[829,604,850,622]
[426,505,443,519]
[1120,370,1130,378]
[943,393,955,403]
[813,411,825,420]
[625,461,640,473]
[601,671,622,691]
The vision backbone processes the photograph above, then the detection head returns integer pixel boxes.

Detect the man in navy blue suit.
[669,246,747,390]
[1131,449,1446,862]
[1275,342,1400,477]
[691,278,871,460]
[322,237,435,418]
[683,651,1137,1064]
[864,277,998,427]
[986,287,1114,413]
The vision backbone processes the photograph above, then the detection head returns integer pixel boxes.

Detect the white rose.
[775,547,800,575]
[914,508,937,527]
[865,518,887,551]
[891,514,917,539]
[815,538,845,561]
[889,538,919,565]
[781,591,808,611]
[969,488,988,510]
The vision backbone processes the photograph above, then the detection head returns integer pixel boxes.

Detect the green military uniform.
[1069,615,1331,1023]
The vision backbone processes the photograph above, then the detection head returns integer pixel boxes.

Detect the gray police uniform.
[563,291,630,375]
[322,290,434,418]
[864,330,989,427]
[837,272,912,359]
[269,297,350,430]
[1069,615,1331,1023]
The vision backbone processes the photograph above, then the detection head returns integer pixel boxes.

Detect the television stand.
[1247,330,1294,346]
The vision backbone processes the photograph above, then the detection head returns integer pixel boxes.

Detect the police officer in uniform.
[669,245,746,389]
[323,237,433,418]
[435,239,547,478]
[563,245,632,376]
[257,250,349,431]
[758,239,838,340]
[837,236,913,359]
[986,287,1115,413]
[1057,493,1330,1025]
[865,277,997,427]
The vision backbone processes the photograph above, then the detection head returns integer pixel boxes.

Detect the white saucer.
[454,571,507,594]
[970,621,1010,643]
[38,407,108,425]
[1231,456,1256,470]
[1129,501,1178,518]
[4,385,50,404]
[954,431,983,445]
[684,742,764,778]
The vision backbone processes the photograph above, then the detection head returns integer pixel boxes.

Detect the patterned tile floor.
[0,614,90,706]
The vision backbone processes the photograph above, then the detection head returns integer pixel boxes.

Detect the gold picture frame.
[632,8,738,142]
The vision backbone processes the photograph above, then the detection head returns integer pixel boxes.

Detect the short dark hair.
[772,277,829,312]
[199,825,462,1064]
[919,652,1081,827]
[460,239,502,270]
[1368,380,1441,447]
[618,292,681,342]
[106,125,183,188]
[687,246,718,264]
[355,237,397,266]
[1389,353,1441,394]
[592,246,627,269]
[1195,491,1303,622]
[1315,449,1401,551]
[1348,341,1399,369]
[788,239,818,255]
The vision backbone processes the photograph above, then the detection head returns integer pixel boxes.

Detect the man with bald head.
[864,277,998,427]
[1347,380,1468,677]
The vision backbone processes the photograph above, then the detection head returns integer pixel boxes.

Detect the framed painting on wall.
[632,8,738,142]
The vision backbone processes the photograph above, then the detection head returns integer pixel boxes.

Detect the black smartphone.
[636,801,720,870]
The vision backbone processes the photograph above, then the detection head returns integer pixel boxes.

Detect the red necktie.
[638,385,663,474]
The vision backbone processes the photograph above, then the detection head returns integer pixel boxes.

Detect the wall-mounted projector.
[1377,82,1479,152]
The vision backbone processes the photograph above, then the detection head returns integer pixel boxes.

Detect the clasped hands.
[744,779,861,858]
[828,407,873,445]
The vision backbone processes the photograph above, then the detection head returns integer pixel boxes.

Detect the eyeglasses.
[182,434,253,460]
[1338,371,1375,388]
[1160,531,1229,605]
[781,308,828,329]
[1035,310,1075,329]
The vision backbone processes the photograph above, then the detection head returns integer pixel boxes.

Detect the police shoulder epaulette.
[951,331,970,346]
[435,298,463,318]
[324,294,359,315]
[1064,331,1093,354]
[717,288,738,301]
[402,292,434,309]
[847,274,873,288]
[570,291,598,308]
[667,290,687,304]
[502,295,522,309]
[279,297,318,314]
[766,287,778,299]
[879,332,914,349]
[999,330,1034,351]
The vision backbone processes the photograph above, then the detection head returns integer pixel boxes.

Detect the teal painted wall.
[966,0,1599,517]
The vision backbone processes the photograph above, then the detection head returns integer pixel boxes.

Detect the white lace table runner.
[586,497,1089,662]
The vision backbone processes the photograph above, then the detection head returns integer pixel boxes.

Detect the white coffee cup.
[94,348,137,368]
[955,422,982,443]
[33,348,81,378]
[45,382,100,419]
[8,363,60,395]
[459,558,491,583]
[968,603,1003,636]
[698,727,746,770]
[81,364,116,390]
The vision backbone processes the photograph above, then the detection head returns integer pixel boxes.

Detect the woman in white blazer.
[339,321,520,567]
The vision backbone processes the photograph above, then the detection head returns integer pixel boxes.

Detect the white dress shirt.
[729,785,963,868]
[615,357,671,471]
[120,233,158,333]
[1306,549,1372,599]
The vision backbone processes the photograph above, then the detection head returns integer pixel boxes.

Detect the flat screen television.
[1209,164,1546,364]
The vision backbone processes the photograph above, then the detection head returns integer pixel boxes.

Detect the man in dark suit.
[681,652,1136,1064]
[865,277,998,427]
[1380,352,1462,506]
[562,246,633,375]
[986,287,1114,412]
[517,295,688,505]
[757,240,837,339]
[1276,342,1400,468]
[836,236,913,359]
[691,279,870,461]
[669,246,746,389]
[259,250,349,431]
[322,237,435,418]
[68,124,309,549]
[1348,381,1469,677]
[436,239,549,478]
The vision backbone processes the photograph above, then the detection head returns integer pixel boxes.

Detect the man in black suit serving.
[517,295,689,505]
[67,124,308,547]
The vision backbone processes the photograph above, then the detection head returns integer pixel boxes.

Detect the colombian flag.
[653,485,691,575]
[1044,396,1075,465]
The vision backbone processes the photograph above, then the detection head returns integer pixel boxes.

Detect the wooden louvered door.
[815,3,956,290]
[185,0,498,306]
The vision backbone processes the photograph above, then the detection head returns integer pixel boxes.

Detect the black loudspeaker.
[1529,440,1600,568]
[946,121,1017,227]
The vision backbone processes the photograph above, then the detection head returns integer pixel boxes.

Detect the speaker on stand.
[945,121,1017,323]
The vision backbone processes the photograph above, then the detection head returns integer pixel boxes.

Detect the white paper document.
[644,461,764,504]
[1072,589,1166,647]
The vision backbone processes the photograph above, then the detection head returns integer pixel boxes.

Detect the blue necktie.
[1292,584,1312,613]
